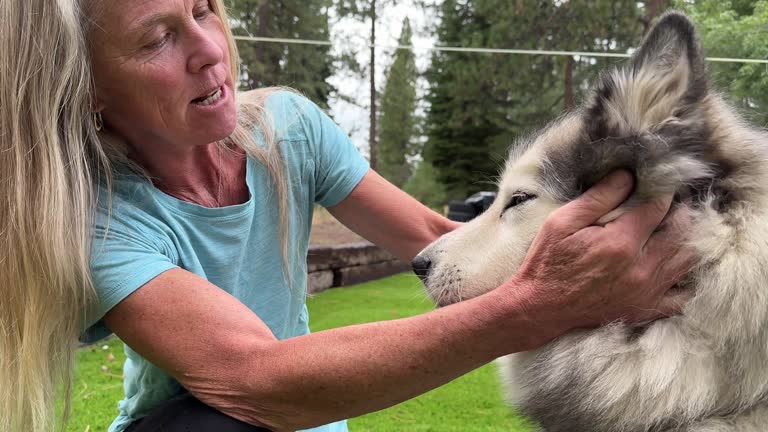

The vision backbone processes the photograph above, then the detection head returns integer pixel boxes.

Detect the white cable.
[233,35,768,64]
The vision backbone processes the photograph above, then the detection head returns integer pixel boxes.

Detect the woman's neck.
[129,142,248,208]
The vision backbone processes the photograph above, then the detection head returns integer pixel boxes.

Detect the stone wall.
[307,242,410,293]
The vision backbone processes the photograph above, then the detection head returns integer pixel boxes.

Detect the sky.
[326,2,439,157]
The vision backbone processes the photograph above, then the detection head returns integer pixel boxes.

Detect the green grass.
[68,273,534,431]
[69,337,129,432]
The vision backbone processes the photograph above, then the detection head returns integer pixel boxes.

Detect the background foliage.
[376,18,420,187]
[678,0,768,125]
[227,0,335,108]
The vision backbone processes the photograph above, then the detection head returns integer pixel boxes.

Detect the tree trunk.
[255,1,271,66]
[641,0,671,35]
[564,56,574,111]
[369,0,378,170]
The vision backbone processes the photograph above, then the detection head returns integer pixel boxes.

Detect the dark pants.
[125,392,272,432]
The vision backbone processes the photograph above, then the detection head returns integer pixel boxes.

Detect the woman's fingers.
[632,288,696,322]
[621,206,697,322]
[645,206,696,283]
[606,193,675,248]
[547,170,634,236]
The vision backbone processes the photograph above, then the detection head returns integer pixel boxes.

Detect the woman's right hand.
[506,170,696,341]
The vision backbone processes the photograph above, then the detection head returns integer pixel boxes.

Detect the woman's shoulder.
[238,88,324,140]
[93,177,170,237]
[238,87,311,110]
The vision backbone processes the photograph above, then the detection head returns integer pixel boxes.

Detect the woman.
[0,1,692,431]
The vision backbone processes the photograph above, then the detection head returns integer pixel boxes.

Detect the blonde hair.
[0,0,105,430]
[0,0,289,430]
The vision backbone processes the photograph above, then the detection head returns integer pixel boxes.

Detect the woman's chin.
[187,86,239,141]
[190,115,238,144]
[210,115,239,141]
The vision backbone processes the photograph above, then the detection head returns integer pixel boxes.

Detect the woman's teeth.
[195,88,222,106]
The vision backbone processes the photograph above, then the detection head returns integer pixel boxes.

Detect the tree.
[677,0,768,125]
[641,0,673,34]
[332,0,434,168]
[227,0,335,108]
[376,18,419,187]
[333,0,401,169]
[403,161,448,211]
[422,0,507,200]
[552,1,644,111]
[423,0,645,200]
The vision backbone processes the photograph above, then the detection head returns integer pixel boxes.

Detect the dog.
[414,12,768,432]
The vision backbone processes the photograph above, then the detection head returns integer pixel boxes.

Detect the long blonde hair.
[0,0,288,430]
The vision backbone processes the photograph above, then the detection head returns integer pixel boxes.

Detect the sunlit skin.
[90,0,243,202]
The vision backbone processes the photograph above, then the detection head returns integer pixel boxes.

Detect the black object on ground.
[446,192,496,222]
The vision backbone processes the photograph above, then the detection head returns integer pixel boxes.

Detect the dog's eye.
[503,192,537,213]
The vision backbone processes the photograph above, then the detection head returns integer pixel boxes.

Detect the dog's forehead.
[502,115,585,193]
[500,146,541,191]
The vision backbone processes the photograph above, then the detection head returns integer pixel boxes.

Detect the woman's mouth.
[192,87,223,106]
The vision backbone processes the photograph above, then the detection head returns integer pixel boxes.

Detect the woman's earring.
[93,112,104,131]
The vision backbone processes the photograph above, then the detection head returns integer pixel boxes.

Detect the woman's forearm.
[329,170,462,262]
[209,284,547,431]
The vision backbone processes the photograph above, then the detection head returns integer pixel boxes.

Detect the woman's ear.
[93,98,105,113]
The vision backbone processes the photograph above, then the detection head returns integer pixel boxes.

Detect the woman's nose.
[186,28,225,74]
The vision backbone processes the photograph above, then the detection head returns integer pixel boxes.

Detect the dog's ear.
[586,12,708,140]
[543,12,716,204]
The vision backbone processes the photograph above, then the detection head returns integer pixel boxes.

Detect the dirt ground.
[309,207,367,245]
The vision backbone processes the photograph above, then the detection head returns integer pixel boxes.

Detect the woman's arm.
[327,169,461,262]
[105,267,534,432]
[104,171,692,432]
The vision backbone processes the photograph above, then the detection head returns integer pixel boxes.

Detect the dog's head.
[415,12,756,306]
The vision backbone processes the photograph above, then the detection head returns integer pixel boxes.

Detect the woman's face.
[90,0,237,151]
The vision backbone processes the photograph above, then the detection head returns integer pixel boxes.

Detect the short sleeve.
[268,92,370,207]
[81,198,178,343]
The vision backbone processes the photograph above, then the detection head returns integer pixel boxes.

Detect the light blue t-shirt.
[82,91,370,432]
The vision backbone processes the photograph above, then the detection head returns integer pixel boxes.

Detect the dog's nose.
[411,256,432,282]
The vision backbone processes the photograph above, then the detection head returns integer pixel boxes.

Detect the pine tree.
[227,0,335,108]
[423,0,644,200]
[403,161,447,211]
[376,18,419,187]
[424,0,533,200]
[333,0,402,169]
[678,0,768,125]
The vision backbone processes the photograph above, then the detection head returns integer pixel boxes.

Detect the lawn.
[68,273,534,432]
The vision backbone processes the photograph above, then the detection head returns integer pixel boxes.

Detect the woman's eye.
[503,192,537,213]
[194,10,211,20]
[194,3,213,20]
[145,33,171,50]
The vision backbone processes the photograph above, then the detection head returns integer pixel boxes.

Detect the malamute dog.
[415,12,768,432]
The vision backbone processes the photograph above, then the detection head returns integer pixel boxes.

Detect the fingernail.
[605,170,633,190]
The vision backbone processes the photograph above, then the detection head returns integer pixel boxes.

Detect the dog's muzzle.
[411,255,432,282]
